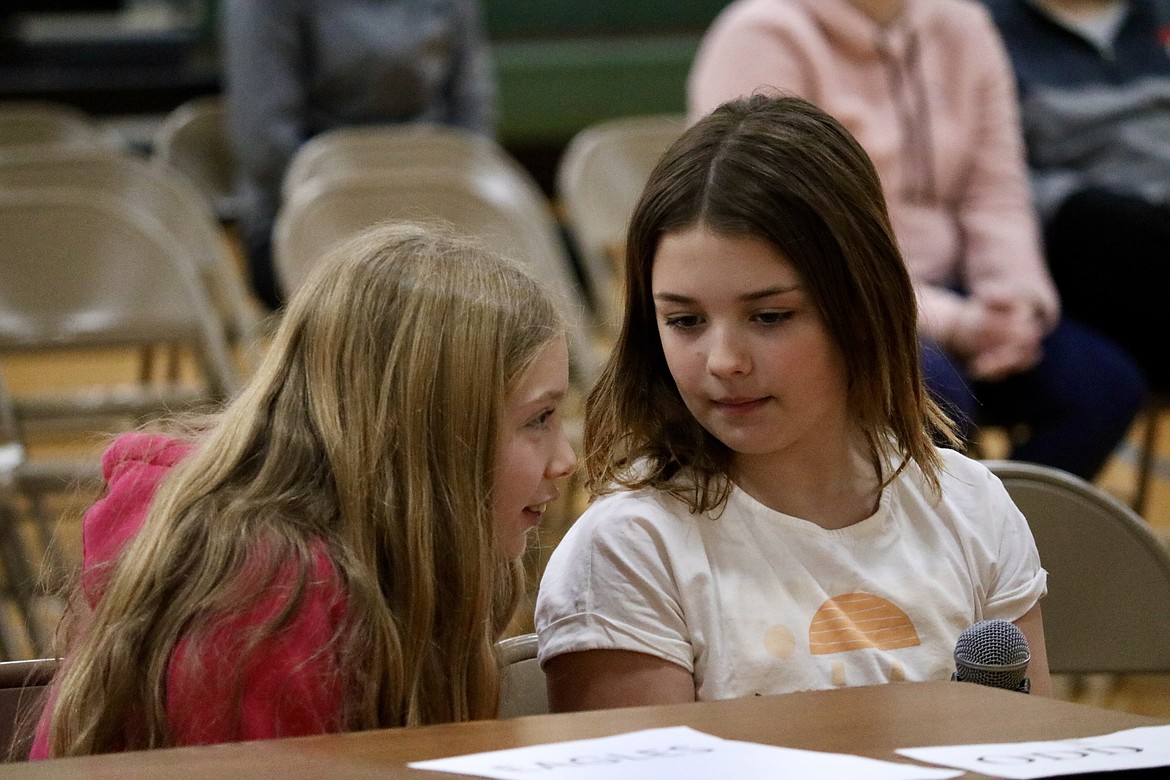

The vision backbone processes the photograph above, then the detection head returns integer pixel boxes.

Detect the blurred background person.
[983,0,1170,393]
[221,0,497,310]
[688,0,1145,480]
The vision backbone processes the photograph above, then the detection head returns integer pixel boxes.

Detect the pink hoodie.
[30,433,347,758]
[688,0,1059,342]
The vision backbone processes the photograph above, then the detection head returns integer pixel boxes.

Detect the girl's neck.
[731,429,882,531]
[844,0,908,25]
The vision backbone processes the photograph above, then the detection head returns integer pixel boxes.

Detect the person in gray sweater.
[221,0,497,309]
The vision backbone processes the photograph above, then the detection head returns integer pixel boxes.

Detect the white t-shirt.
[535,448,1046,700]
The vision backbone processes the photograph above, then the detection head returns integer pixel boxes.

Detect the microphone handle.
[951,671,1031,693]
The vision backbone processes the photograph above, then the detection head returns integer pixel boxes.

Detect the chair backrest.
[556,114,685,333]
[274,167,601,386]
[0,188,242,423]
[496,633,548,718]
[984,460,1170,675]
[152,96,240,222]
[278,122,535,201]
[282,124,527,203]
[0,658,56,762]
[0,148,262,356]
[0,101,114,151]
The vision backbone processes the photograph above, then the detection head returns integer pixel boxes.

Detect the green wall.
[205,0,728,146]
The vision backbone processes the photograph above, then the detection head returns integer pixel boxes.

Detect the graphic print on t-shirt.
[808,592,920,654]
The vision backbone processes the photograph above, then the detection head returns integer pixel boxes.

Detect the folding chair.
[496,633,548,718]
[0,101,115,152]
[152,96,240,223]
[281,123,528,203]
[0,658,56,761]
[0,149,264,369]
[556,115,685,335]
[274,167,602,387]
[0,188,242,435]
[985,459,1170,675]
[0,375,101,658]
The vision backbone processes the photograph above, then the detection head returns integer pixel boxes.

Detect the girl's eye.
[754,311,794,325]
[527,408,555,430]
[663,314,701,330]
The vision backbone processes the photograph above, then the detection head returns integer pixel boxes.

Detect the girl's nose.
[707,328,751,376]
[548,426,578,479]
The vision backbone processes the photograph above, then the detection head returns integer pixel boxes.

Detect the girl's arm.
[1014,603,1053,696]
[544,649,695,712]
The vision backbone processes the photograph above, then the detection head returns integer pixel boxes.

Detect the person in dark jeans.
[983,0,1170,392]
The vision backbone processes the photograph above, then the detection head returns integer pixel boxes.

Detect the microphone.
[951,619,1031,693]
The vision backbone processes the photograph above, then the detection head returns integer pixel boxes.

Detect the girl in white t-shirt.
[535,94,1052,709]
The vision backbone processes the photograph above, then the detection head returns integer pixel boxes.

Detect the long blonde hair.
[45,223,563,756]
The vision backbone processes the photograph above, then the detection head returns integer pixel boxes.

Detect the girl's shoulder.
[583,483,709,523]
[81,433,197,603]
[100,432,195,481]
[934,446,1001,489]
[916,447,1024,524]
[881,446,1009,511]
[566,482,728,552]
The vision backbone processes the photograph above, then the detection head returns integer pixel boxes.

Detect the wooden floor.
[3,340,1169,720]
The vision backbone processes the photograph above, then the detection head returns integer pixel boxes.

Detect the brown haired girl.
[535,95,1051,711]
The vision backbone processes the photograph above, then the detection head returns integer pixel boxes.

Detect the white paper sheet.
[408,725,963,780]
[897,724,1170,779]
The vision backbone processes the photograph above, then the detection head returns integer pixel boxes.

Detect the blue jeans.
[921,317,1146,480]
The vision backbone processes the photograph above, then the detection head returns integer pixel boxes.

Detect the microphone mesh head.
[954,619,1030,690]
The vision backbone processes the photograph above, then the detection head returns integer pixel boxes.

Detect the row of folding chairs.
[0,101,120,153]
[273,123,606,389]
[0,157,256,424]
[9,98,1165,515]
[1,101,262,657]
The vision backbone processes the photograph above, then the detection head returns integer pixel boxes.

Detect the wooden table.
[6,681,1164,779]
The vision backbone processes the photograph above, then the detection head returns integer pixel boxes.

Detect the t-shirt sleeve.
[535,495,695,672]
[976,467,1048,623]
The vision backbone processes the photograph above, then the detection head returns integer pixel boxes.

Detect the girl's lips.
[522,498,555,528]
[712,397,769,415]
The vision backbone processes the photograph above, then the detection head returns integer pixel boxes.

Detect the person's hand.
[947,295,1044,381]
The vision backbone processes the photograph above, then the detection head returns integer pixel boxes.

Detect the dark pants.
[922,317,1146,480]
[242,232,284,313]
[1044,188,1170,391]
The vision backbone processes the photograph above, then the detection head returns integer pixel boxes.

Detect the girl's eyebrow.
[516,388,566,407]
[653,284,802,304]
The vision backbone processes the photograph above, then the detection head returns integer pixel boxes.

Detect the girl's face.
[652,227,852,472]
[492,335,577,559]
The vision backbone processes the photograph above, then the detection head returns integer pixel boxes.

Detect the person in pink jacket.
[689,0,1144,479]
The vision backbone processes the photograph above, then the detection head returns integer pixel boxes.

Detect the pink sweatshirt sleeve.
[949,10,1059,331]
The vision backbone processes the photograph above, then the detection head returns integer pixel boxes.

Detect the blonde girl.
[31,223,576,757]
[535,95,1051,710]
